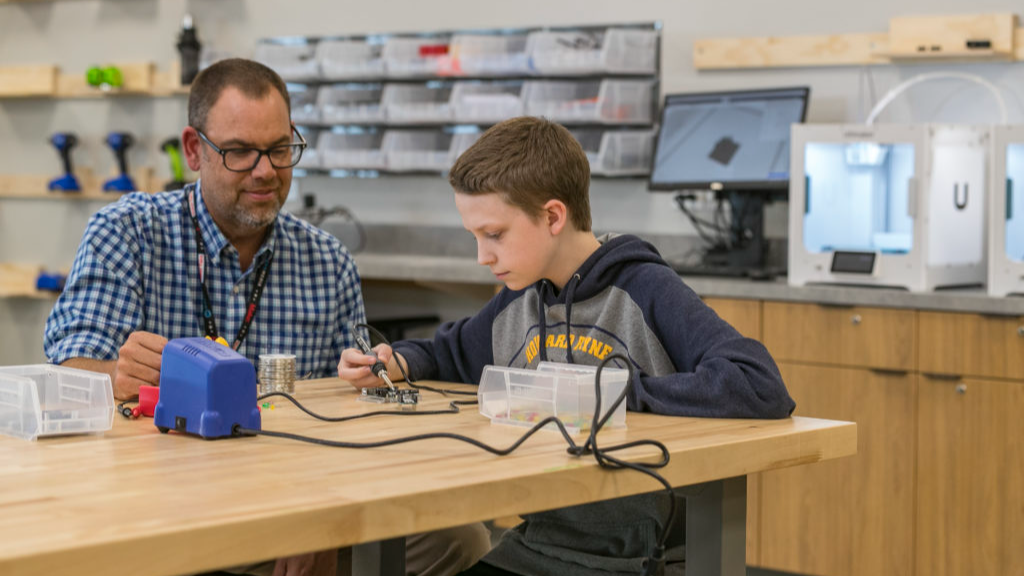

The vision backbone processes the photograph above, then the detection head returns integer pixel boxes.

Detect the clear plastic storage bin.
[316,39,385,80]
[572,128,656,176]
[383,37,450,77]
[382,130,453,172]
[445,34,531,76]
[318,84,385,124]
[524,80,654,124]
[382,84,453,124]
[450,81,524,123]
[526,28,658,75]
[477,361,629,433]
[254,42,319,82]
[448,130,483,165]
[318,131,386,170]
[0,365,114,441]
[289,86,320,124]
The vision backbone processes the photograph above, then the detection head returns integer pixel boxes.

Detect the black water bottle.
[177,14,201,85]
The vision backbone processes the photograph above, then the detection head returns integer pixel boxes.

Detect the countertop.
[353,252,1024,316]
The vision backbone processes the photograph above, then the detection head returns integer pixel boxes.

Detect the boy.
[338,116,795,576]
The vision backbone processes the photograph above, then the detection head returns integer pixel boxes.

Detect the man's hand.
[113,331,168,399]
[338,343,402,389]
[271,549,337,576]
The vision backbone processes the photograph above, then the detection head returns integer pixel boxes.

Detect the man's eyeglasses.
[195,126,307,172]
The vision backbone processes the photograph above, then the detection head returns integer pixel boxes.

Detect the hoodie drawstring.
[564,273,581,364]
[536,275,582,364]
[537,280,550,362]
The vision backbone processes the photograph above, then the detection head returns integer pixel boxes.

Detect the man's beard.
[232,195,282,230]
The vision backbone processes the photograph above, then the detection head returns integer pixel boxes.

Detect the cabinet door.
[763,302,916,371]
[703,297,761,340]
[756,362,916,576]
[917,376,1024,576]
[702,296,762,562]
[919,311,1024,380]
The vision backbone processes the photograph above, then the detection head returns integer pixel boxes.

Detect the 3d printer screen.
[648,87,809,190]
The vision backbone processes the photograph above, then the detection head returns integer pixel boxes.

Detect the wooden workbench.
[0,378,856,576]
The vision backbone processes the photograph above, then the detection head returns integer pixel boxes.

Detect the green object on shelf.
[102,66,123,88]
[85,66,103,87]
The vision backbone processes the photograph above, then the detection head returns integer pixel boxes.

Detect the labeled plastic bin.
[289,86,320,124]
[383,37,450,77]
[382,84,453,124]
[524,79,654,124]
[318,131,386,170]
[316,39,385,80]
[382,130,453,172]
[572,128,656,176]
[526,28,658,75]
[318,84,385,124]
[0,365,114,441]
[254,42,319,82]
[477,361,629,433]
[451,81,524,123]
[445,34,531,76]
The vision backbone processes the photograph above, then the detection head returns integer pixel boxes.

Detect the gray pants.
[224,522,492,576]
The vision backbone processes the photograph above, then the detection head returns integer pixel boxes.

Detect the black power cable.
[236,352,676,576]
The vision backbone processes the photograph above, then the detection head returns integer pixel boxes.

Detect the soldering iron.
[353,329,396,390]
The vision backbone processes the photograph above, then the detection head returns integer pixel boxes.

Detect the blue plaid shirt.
[44,181,365,378]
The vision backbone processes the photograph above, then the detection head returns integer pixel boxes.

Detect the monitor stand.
[671,191,784,280]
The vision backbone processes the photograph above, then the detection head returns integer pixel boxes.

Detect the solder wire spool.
[258,354,296,395]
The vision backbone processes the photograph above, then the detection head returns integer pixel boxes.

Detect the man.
[45,58,363,397]
[44,58,488,576]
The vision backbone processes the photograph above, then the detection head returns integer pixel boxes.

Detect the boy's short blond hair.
[448,116,592,231]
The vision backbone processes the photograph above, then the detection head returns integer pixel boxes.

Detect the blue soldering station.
[154,337,261,439]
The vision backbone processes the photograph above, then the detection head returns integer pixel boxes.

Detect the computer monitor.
[648,86,809,192]
[647,87,810,277]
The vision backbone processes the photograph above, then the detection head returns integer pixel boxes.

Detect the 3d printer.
[990,125,1024,297]
[788,123,989,292]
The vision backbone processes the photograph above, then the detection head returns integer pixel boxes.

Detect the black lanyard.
[183,188,274,351]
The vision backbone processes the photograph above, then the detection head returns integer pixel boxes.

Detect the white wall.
[2,0,1023,363]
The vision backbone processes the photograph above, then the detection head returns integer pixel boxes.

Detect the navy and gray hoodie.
[394,233,795,576]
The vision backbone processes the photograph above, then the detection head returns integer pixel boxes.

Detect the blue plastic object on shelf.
[35,272,67,292]
[102,132,137,193]
[153,338,261,439]
[48,133,81,192]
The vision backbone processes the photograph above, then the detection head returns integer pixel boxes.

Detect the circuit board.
[358,386,419,409]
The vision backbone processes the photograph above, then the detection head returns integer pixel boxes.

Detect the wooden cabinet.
[763,301,916,371]
[698,298,1024,576]
[916,375,1024,576]
[757,363,916,576]
[704,297,761,340]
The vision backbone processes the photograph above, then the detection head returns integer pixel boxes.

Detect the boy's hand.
[338,343,396,389]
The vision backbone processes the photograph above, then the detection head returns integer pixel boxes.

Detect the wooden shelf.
[694,33,890,69]
[0,168,159,200]
[0,263,57,300]
[695,12,1022,69]
[0,61,188,99]
[876,48,1015,63]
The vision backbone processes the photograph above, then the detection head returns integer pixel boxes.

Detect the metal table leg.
[683,476,747,576]
[352,537,406,576]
